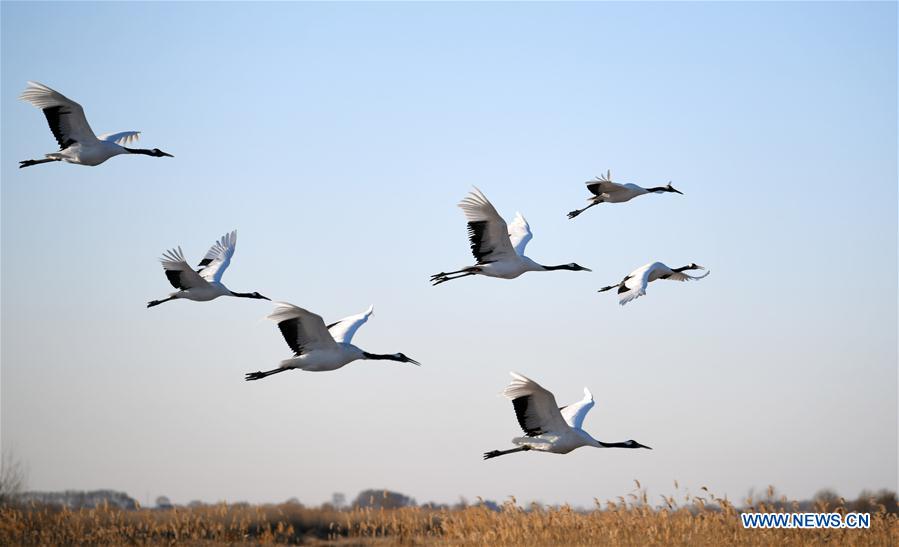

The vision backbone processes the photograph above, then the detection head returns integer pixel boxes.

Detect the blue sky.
[1,2,896,507]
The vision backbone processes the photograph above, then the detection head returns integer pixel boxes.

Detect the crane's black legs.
[430,268,470,279]
[431,272,476,286]
[431,267,479,286]
[597,284,618,293]
[483,446,531,460]
[147,296,176,308]
[245,368,290,381]
[567,201,600,219]
[19,158,60,168]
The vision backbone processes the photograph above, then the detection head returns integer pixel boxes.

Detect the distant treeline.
[17,490,138,511]
[9,487,899,515]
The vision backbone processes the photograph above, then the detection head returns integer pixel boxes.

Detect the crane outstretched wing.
[560,388,595,430]
[98,131,141,145]
[508,212,533,256]
[268,302,337,356]
[458,188,517,264]
[197,230,237,283]
[19,81,97,150]
[585,170,624,196]
[159,247,209,290]
[665,269,710,282]
[616,263,656,305]
[327,305,374,344]
[503,372,569,437]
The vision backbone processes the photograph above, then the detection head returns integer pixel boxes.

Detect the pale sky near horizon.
[1,2,896,508]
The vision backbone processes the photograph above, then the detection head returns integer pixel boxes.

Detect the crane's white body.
[44,139,129,166]
[19,81,168,166]
[278,345,365,372]
[613,261,709,305]
[477,254,544,279]
[433,188,589,283]
[590,182,648,203]
[168,282,231,302]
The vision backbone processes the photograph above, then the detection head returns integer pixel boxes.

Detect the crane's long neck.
[584,431,649,450]
[123,147,157,156]
[362,351,400,362]
[541,264,577,271]
[596,440,633,448]
[362,351,419,366]
[645,186,670,193]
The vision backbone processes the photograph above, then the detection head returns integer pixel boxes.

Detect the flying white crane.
[484,372,651,459]
[598,262,709,305]
[245,303,420,380]
[147,230,269,307]
[18,81,173,168]
[567,170,682,219]
[431,187,591,285]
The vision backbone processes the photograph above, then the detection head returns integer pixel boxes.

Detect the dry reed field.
[1,488,897,546]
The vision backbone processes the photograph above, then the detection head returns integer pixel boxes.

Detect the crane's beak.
[637,443,652,450]
[161,151,174,158]
[407,357,421,366]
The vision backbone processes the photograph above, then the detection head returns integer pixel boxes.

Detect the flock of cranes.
[19,81,710,459]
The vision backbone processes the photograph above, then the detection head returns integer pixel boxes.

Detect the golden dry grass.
[1,488,897,546]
